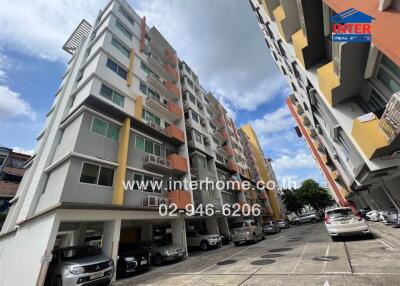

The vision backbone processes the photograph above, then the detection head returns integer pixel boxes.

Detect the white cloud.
[0,0,106,62]
[272,150,317,171]
[12,147,34,156]
[0,85,36,120]
[251,106,294,134]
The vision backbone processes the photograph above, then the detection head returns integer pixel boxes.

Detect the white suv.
[186,231,221,251]
[230,220,264,246]
[324,207,370,240]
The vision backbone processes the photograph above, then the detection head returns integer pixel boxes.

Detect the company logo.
[331,8,375,42]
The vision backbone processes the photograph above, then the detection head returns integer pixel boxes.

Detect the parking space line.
[378,239,395,251]
[320,244,331,273]
[290,226,315,273]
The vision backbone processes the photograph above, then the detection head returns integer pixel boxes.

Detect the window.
[142,109,161,126]
[139,81,160,99]
[209,122,216,131]
[194,130,202,143]
[131,172,162,193]
[91,117,120,141]
[376,55,400,95]
[191,111,199,123]
[135,135,162,156]
[111,37,129,57]
[106,58,127,79]
[185,77,194,89]
[100,84,124,107]
[115,20,132,39]
[80,162,114,186]
[0,155,6,166]
[212,137,219,145]
[119,6,134,25]
[141,61,154,75]
[189,93,196,104]
[216,154,223,162]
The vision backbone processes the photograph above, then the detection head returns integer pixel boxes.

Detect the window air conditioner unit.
[143,196,158,207]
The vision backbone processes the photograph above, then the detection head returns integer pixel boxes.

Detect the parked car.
[262,221,280,235]
[358,207,371,219]
[276,220,289,229]
[293,213,320,225]
[46,245,114,286]
[141,240,185,266]
[324,207,370,241]
[220,233,231,245]
[186,230,221,250]
[230,220,264,246]
[366,210,380,221]
[380,209,399,223]
[117,243,150,278]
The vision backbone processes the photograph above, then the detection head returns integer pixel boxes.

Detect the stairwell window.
[100,84,124,107]
[115,20,132,39]
[91,117,120,141]
[119,6,134,25]
[80,162,114,186]
[111,37,129,57]
[106,58,127,79]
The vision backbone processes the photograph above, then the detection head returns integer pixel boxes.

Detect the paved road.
[113,222,400,286]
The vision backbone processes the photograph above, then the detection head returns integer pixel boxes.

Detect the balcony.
[167,190,192,209]
[272,1,300,42]
[295,103,304,114]
[227,160,239,173]
[211,114,225,129]
[291,0,324,69]
[330,170,340,181]
[143,153,171,172]
[147,41,177,67]
[224,145,234,157]
[145,96,182,123]
[317,42,369,106]
[352,93,400,159]
[146,74,179,101]
[168,153,188,174]
[260,0,280,21]
[301,114,311,126]
[147,54,178,82]
[166,124,185,144]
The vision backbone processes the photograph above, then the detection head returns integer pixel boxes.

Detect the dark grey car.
[276,220,289,229]
[46,245,114,286]
[262,221,280,235]
[142,240,185,266]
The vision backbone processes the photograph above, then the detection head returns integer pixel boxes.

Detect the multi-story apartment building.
[249,0,400,212]
[179,60,264,232]
[0,146,30,217]
[240,125,285,220]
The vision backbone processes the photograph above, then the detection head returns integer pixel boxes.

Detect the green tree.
[298,179,333,218]
[282,189,304,216]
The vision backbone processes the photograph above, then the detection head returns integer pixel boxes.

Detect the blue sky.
[0,0,325,188]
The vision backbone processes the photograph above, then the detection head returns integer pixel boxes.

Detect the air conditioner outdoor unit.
[143,196,159,207]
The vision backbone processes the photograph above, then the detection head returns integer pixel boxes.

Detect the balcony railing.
[379,91,400,143]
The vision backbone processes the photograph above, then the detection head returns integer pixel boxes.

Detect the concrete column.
[218,217,230,235]
[102,219,121,282]
[71,223,87,246]
[140,224,153,241]
[206,217,219,234]
[171,216,187,255]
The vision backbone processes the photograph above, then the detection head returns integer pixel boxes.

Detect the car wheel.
[311,218,317,223]
[154,254,163,266]
[200,240,209,251]
[253,232,258,243]
[234,242,240,246]
[331,236,338,242]
[295,221,300,226]
[53,277,62,286]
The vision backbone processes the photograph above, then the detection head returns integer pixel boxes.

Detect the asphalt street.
[113,222,400,286]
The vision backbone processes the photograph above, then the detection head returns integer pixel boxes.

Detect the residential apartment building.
[249,0,400,212]
[240,125,285,221]
[0,0,282,284]
[0,146,30,216]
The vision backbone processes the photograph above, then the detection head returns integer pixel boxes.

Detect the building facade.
[240,125,285,221]
[0,146,30,217]
[249,0,400,211]
[0,1,282,285]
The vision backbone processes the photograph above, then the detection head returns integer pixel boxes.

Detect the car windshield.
[231,222,245,228]
[327,209,353,219]
[60,246,101,261]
